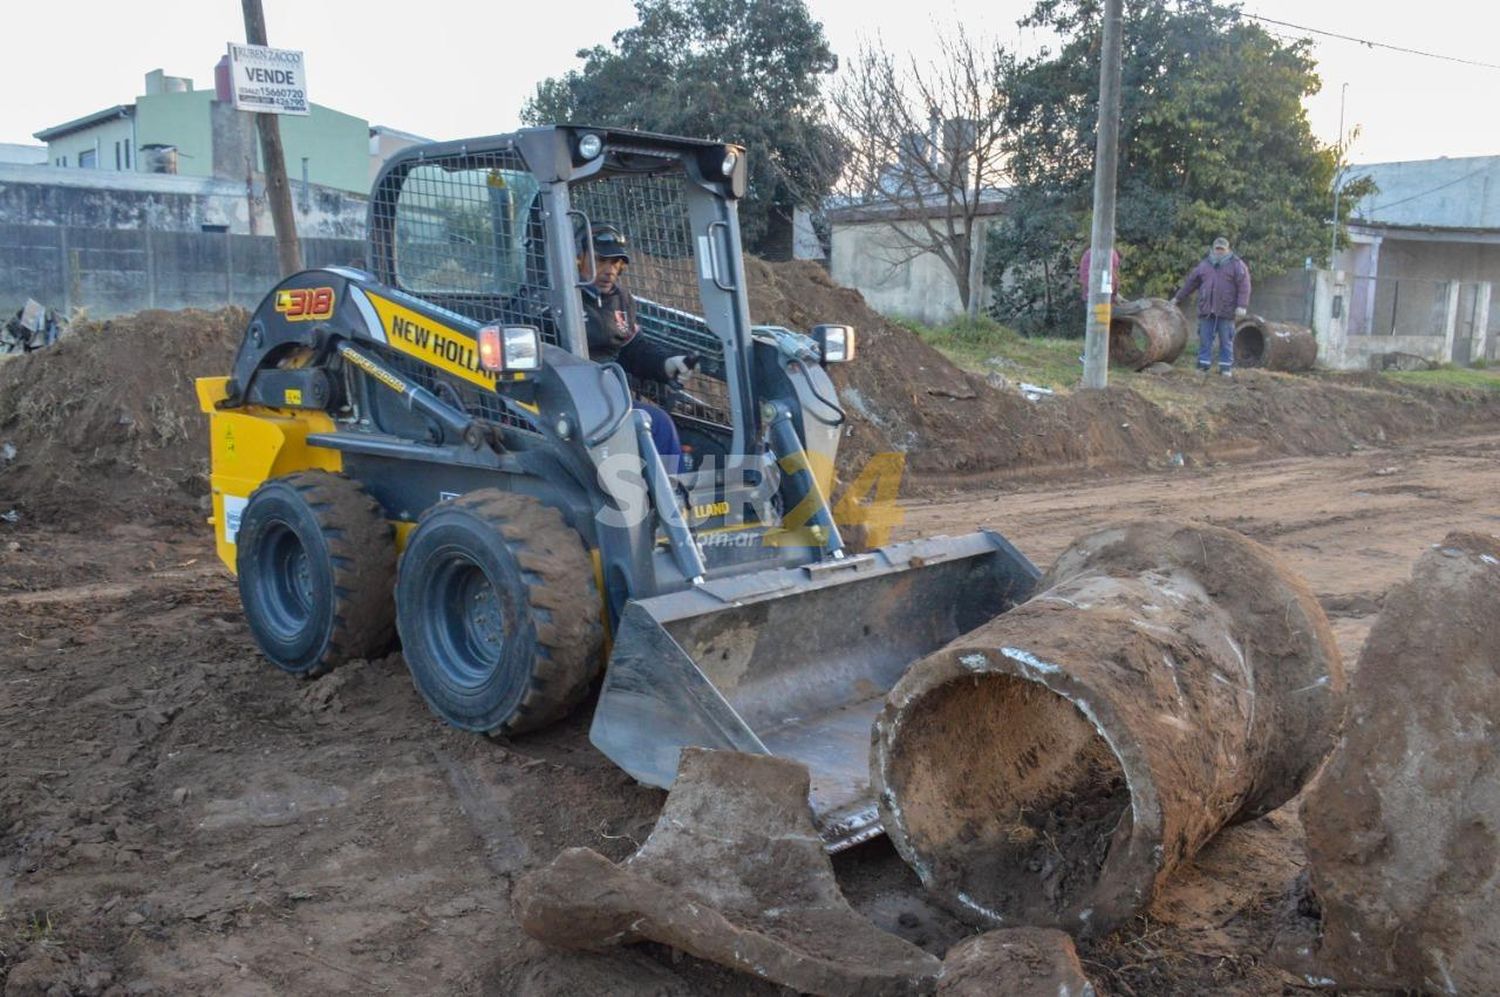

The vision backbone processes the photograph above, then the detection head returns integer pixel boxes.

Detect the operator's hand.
[1234,307,1248,320]
[664,354,698,380]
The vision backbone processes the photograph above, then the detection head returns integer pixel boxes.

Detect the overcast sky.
[4,1,1496,167]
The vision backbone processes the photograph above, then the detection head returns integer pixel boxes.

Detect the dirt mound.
[0,309,244,529]
[745,259,1191,486]
[2,264,1497,532]
[745,259,1500,491]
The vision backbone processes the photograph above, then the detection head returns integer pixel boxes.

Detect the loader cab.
[366,126,758,474]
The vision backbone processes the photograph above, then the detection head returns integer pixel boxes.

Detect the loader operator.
[577,224,694,472]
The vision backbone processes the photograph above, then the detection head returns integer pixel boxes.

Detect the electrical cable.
[1182,0,1500,72]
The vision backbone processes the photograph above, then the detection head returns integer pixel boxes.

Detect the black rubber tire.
[394,490,604,736]
[236,471,396,677]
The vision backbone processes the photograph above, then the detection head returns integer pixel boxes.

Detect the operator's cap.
[1212,236,1230,250]
[586,224,632,263]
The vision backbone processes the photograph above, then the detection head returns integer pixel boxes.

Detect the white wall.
[830,218,984,326]
[45,116,136,171]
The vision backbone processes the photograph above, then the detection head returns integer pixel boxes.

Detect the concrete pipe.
[872,522,1345,937]
[1234,316,1317,372]
[1108,298,1189,370]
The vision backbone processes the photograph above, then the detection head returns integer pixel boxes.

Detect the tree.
[827,35,1015,318]
[989,0,1370,333]
[522,0,842,256]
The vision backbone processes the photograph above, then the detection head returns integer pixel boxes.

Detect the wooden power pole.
[241,0,302,276]
[1082,0,1125,389]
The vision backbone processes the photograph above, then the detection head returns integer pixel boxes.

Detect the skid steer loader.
[199,126,1038,848]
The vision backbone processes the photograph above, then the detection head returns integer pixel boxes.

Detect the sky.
[4,0,1497,167]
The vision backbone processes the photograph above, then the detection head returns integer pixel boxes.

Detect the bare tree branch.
[827,31,1014,314]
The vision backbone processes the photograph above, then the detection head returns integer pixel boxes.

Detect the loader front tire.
[236,471,397,677]
[395,490,604,736]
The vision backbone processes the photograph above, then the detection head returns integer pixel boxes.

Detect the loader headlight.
[720,149,739,176]
[577,132,603,159]
[478,325,542,375]
[811,324,855,363]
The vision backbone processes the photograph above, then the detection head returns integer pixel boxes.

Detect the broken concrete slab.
[937,928,1095,996]
[1302,532,1500,994]
[514,748,941,997]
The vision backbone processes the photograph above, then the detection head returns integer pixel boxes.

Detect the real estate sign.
[227,43,309,115]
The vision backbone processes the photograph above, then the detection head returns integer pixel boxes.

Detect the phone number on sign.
[243,87,305,100]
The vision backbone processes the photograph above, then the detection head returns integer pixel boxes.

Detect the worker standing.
[1172,236,1251,378]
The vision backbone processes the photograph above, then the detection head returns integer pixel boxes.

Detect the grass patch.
[1383,366,1500,392]
[893,316,1087,391]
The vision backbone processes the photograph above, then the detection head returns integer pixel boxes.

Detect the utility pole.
[241,0,302,276]
[1082,0,1125,390]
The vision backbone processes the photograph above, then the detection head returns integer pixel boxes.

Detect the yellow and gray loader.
[200,126,1038,849]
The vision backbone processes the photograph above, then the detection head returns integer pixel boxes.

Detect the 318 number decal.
[275,286,335,321]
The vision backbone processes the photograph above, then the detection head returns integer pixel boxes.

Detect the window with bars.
[381,152,556,342]
[571,169,733,430]
[374,139,740,437]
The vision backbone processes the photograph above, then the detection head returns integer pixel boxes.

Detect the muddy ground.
[4,430,1497,995]
[2,282,1499,994]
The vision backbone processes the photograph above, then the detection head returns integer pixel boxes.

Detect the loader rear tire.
[236,471,397,677]
[395,490,604,736]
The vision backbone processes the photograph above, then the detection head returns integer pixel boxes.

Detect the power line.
[1185,0,1500,72]
[1360,164,1493,212]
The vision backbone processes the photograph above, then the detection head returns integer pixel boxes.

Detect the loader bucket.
[589,530,1040,849]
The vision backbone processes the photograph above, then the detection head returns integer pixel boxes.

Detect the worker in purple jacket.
[1172,236,1251,378]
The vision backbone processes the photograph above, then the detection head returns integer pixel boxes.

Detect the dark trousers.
[1197,316,1235,371]
[635,399,681,473]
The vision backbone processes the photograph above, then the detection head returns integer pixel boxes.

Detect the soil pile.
[0,263,1497,531]
[744,259,1500,489]
[0,309,244,528]
[1301,531,1500,991]
[746,259,1188,485]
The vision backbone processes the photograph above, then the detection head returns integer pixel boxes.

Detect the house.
[1337,155,1500,363]
[34,68,371,194]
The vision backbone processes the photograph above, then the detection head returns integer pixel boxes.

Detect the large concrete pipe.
[872,522,1345,937]
[1233,316,1317,372]
[1108,298,1188,370]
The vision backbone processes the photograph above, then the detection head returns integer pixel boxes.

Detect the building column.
[1312,268,1351,369]
[1441,280,1463,363]
[1474,282,1493,365]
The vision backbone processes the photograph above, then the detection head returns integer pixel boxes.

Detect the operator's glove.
[664,354,699,380]
[1234,307,1248,320]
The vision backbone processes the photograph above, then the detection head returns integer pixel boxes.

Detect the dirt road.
[2,433,1496,995]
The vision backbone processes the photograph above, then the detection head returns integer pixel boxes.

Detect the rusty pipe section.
[872,522,1344,937]
[1108,298,1188,370]
[1234,316,1318,371]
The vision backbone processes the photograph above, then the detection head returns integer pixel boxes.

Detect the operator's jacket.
[1173,254,1252,319]
[581,283,674,383]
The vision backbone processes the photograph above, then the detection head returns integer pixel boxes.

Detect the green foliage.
[522,0,842,254]
[1385,366,1500,391]
[988,0,1358,332]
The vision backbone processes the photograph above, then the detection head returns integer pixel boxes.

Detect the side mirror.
[811,324,856,364]
[478,325,542,379]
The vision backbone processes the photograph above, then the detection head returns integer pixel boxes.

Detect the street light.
[1329,83,1348,269]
